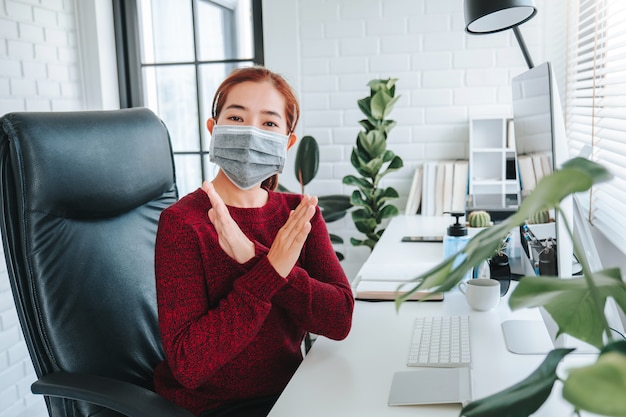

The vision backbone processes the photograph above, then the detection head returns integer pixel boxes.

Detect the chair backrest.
[0,108,178,417]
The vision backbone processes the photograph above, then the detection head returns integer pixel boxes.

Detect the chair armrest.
[32,372,195,417]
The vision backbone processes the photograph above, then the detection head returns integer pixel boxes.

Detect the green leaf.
[377,187,400,203]
[508,269,626,348]
[377,155,404,179]
[329,233,344,244]
[460,348,574,417]
[358,119,375,131]
[294,135,319,187]
[563,348,626,416]
[513,158,612,223]
[318,195,352,223]
[370,89,391,120]
[342,175,373,191]
[361,158,384,178]
[357,130,387,158]
[376,204,399,222]
[358,97,371,118]
[382,95,401,119]
[349,190,368,208]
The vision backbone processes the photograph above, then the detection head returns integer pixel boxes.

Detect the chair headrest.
[1,108,175,218]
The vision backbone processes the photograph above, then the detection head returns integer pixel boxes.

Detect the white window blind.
[565,0,626,250]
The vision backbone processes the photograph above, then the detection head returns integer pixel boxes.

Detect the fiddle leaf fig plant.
[396,157,626,417]
[342,78,404,251]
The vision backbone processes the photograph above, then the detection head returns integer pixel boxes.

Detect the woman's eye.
[227,116,243,122]
[264,121,279,128]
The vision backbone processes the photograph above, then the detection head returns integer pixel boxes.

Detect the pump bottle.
[442,212,471,282]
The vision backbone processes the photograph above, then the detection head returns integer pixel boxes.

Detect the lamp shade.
[465,0,537,34]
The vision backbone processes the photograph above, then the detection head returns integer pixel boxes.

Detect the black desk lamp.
[464,0,537,69]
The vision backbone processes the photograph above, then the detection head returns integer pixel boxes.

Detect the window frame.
[112,0,264,192]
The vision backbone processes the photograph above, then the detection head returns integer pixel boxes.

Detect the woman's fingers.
[267,195,318,277]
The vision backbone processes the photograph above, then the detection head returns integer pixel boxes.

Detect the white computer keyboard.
[407,315,471,367]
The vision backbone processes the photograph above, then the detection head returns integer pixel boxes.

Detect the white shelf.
[469,118,520,210]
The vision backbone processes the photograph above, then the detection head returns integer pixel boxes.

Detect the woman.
[153,66,354,417]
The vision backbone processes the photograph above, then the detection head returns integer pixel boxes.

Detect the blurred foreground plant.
[396,157,626,417]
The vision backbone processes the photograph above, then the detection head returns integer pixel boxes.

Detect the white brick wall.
[266,0,549,280]
[0,0,83,415]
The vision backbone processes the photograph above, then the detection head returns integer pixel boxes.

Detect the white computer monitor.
[511,61,573,280]
[502,62,588,355]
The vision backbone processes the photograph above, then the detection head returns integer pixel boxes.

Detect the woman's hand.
[203,181,255,264]
[267,194,318,278]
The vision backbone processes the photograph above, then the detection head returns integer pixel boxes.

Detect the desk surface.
[268,215,590,417]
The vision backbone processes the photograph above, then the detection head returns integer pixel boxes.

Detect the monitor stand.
[502,320,553,354]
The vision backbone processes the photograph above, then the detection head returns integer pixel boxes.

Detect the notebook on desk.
[388,367,472,406]
[354,281,444,302]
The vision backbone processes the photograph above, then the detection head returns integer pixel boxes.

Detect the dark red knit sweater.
[153,188,354,415]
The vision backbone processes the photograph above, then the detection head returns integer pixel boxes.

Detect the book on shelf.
[441,161,454,215]
[517,155,536,195]
[405,166,423,215]
[451,160,469,213]
[421,162,438,216]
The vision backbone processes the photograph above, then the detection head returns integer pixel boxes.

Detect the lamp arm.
[513,26,535,69]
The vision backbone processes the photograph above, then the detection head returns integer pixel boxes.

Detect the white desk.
[267,215,587,417]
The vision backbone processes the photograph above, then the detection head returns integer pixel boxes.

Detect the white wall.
[263,0,549,280]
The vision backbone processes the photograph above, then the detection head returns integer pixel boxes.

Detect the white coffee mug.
[458,278,500,311]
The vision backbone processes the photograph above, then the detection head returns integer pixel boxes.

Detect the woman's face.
[216,81,289,135]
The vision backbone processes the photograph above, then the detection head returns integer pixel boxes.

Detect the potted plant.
[342,78,404,251]
[278,135,352,260]
[396,157,626,417]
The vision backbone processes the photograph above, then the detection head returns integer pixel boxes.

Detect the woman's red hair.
[211,66,300,191]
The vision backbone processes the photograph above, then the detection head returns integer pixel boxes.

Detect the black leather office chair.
[0,108,193,417]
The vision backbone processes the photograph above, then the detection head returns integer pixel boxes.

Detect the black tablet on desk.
[401,235,443,243]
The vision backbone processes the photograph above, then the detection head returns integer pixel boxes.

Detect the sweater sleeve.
[271,207,354,340]
[154,208,287,390]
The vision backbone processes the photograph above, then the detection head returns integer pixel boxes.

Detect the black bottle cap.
[447,212,468,237]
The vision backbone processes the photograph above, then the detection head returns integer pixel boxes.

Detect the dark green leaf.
[376,204,399,222]
[359,119,375,131]
[294,135,319,187]
[601,340,626,356]
[358,97,371,118]
[461,348,574,417]
[342,175,373,191]
[349,190,367,208]
[329,233,344,244]
[318,194,352,212]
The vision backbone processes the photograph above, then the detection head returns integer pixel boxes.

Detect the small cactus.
[468,210,491,227]
[528,209,551,224]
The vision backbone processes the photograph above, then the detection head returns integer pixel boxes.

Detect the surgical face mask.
[209,125,289,190]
